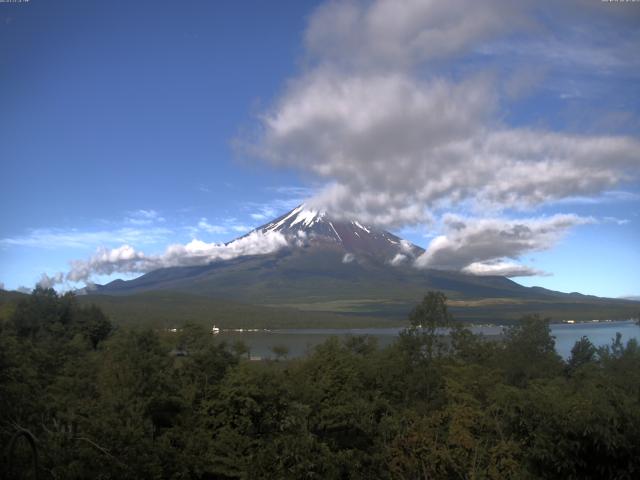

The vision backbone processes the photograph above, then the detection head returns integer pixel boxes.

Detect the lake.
[214,320,640,360]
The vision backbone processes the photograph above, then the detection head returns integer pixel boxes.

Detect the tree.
[344,335,378,356]
[178,342,237,405]
[232,339,251,359]
[402,291,453,362]
[76,304,113,349]
[501,314,563,386]
[176,322,210,354]
[11,287,73,339]
[567,335,597,373]
[409,291,452,332]
[271,344,289,361]
[201,364,307,478]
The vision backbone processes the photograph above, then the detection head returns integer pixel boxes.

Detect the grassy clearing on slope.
[79,291,402,329]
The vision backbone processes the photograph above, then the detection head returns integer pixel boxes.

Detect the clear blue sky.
[1,0,638,298]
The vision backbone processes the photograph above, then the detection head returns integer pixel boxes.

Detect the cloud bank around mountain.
[38,231,289,287]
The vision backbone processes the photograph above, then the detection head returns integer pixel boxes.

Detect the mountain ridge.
[88,205,640,325]
[242,204,424,265]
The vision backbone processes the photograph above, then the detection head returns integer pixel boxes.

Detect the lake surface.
[215,320,640,360]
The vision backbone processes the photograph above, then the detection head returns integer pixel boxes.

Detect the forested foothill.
[1,288,639,479]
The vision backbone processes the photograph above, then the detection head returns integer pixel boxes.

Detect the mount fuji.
[253,204,423,264]
[91,205,640,324]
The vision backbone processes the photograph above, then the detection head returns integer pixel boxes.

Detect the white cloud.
[305,0,531,69]
[399,240,414,254]
[504,65,547,100]
[270,185,317,198]
[245,0,640,229]
[16,286,32,294]
[389,253,407,266]
[1,209,174,252]
[551,190,640,206]
[249,205,277,221]
[137,209,160,219]
[67,245,148,282]
[252,66,640,225]
[125,209,165,226]
[0,227,172,249]
[462,261,547,278]
[197,218,228,234]
[0,281,4,291]
[243,186,322,223]
[230,225,252,233]
[37,272,65,289]
[389,240,417,266]
[414,214,592,274]
[603,217,629,226]
[189,217,255,237]
[342,252,355,264]
[64,230,289,284]
[480,32,640,77]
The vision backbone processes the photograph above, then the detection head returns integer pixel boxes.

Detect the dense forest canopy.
[1,288,639,479]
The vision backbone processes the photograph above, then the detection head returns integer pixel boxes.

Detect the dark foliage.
[1,291,639,479]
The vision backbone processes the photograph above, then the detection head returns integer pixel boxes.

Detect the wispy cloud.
[250,206,277,222]
[268,185,317,198]
[603,216,630,226]
[230,224,252,233]
[462,261,548,278]
[1,207,173,251]
[243,185,319,223]
[188,217,254,237]
[37,272,64,289]
[124,209,166,226]
[550,190,640,206]
[415,213,593,276]
[196,218,228,235]
[62,231,289,284]
[0,227,173,250]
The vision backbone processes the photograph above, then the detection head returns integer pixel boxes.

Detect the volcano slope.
[89,205,640,327]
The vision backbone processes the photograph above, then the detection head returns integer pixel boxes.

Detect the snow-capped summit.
[263,204,327,232]
[254,204,424,263]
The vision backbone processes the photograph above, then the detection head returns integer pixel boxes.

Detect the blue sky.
[1,0,639,298]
